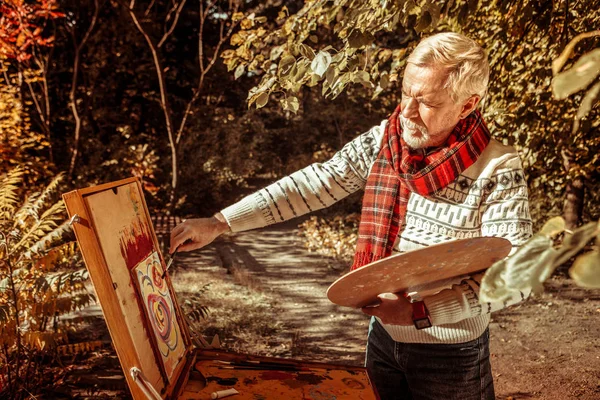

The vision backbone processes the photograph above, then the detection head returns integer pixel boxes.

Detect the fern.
[12,173,64,228]
[0,166,93,399]
[0,167,24,221]
[28,241,78,272]
[10,201,65,256]
[21,222,73,263]
[57,340,103,356]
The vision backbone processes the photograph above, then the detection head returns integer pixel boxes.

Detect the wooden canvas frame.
[63,177,194,399]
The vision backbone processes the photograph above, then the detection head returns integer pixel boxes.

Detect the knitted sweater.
[221,120,533,344]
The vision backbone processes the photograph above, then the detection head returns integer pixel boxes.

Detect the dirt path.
[196,223,600,400]
[60,222,599,399]
[216,222,371,365]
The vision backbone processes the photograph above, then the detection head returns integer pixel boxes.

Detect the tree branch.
[68,0,101,179]
[144,0,157,16]
[175,0,240,146]
[0,60,12,87]
[158,0,187,48]
[121,0,179,199]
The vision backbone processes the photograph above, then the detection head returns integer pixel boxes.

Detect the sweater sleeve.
[220,120,386,232]
[423,155,534,325]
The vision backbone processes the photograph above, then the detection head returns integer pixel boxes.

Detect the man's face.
[400,63,474,149]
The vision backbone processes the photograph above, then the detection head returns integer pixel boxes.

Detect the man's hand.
[361,293,413,326]
[169,213,230,254]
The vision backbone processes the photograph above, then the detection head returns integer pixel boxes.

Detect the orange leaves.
[33,242,78,272]
[298,214,360,263]
[0,0,64,62]
[56,340,103,356]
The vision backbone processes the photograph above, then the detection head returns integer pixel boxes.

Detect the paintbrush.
[212,360,312,372]
[162,244,181,278]
[217,365,306,372]
[213,360,299,367]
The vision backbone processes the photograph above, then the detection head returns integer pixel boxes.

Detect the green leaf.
[379,71,389,89]
[353,70,371,88]
[552,49,600,100]
[414,11,432,33]
[234,64,245,80]
[569,250,600,288]
[310,51,332,77]
[403,0,416,14]
[347,30,375,49]
[573,81,600,132]
[255,92,269,109]
[299,44,316,60]
[278,55,296,76]
[325,67,337,86]
[282,96,299,113]
[552,221,599,268]
[539,216,565,237]
[308,73,320,87]
[480,234,555,302]
[552,30,600,75]
[270,45,284,61]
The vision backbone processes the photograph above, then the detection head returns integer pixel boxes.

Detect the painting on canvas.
[83,181,186,382]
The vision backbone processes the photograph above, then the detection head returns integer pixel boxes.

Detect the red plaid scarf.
[351,105,491,270]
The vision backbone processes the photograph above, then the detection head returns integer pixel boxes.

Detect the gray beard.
[400,116,429,149]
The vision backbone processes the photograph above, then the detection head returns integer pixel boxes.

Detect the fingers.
[178,242,201,252]
[361,306,380,318]
[170,221,192,253]
[360,298,381,316]
[360,293,412,325]
[169,231,188,254]
[170,222,186,243]
[169,217,227,254]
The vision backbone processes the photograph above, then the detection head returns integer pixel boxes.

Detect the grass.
[172,267,292,357]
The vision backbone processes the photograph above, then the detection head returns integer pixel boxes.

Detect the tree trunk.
[561,149,585,230]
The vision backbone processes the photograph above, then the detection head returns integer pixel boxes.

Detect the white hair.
[407,32,489,103]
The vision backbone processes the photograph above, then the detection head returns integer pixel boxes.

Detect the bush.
[0,168,93,399]
[298,213,360,264]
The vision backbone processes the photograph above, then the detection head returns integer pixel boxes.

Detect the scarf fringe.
[351,251,387,271]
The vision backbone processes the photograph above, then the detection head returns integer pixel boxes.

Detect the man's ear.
[460,95,481,119]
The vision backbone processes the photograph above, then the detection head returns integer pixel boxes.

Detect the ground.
[57,222,599,399]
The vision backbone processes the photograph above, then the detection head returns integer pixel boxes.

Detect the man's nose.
[401,98,419,119]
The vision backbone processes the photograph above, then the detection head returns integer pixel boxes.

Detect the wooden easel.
[64,177,377,400]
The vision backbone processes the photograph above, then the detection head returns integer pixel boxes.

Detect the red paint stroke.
[119,218,154,270]
[151,262,165,289]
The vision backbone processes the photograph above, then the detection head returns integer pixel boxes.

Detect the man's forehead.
[402,64,448,95]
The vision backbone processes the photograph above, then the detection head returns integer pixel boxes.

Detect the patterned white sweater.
[221,120,533,344]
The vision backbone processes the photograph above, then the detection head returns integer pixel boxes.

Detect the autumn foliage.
[0,0,63,62]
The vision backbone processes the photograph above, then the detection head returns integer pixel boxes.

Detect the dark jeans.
[365,318,495,400]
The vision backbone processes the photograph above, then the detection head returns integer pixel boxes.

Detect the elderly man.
[170,32,532,399]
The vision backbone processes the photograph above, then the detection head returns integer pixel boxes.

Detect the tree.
[0,0,65,164]
[121,0,242,209]
[224,0,599,228]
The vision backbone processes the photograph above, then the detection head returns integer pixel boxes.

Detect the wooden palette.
[182,350,376,400]
[327,237,512,308]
